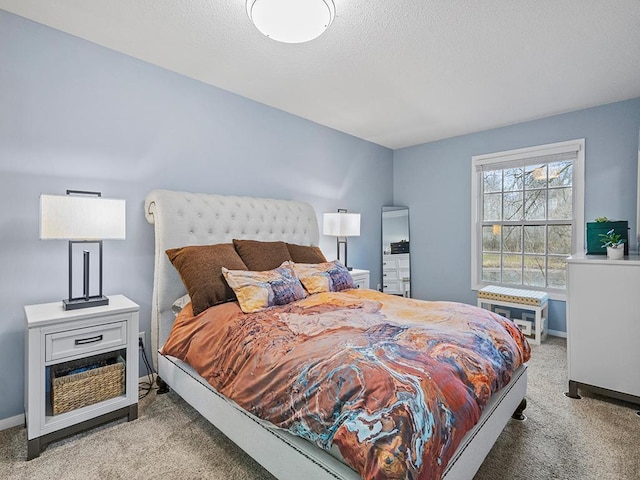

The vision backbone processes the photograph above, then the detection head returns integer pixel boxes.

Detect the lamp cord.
[138,343,157,399]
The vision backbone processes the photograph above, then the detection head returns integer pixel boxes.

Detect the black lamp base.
[63,296,109,311]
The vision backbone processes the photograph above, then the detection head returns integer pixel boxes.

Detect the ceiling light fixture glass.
[246,0,335,44]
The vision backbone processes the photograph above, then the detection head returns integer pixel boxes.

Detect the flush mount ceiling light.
[246,0,335,44]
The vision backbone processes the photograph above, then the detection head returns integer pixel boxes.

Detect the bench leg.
[533,309,541,345]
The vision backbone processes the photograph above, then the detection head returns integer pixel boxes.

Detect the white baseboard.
[0,414,24,431]
[0,375,156,432]
[547,329,567,338]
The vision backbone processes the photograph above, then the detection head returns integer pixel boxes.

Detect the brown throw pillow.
[286,243,327,264]
[166,243,248,316]
[232,239,293,271]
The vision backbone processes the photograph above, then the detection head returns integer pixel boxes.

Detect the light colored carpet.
[1,337,638,479]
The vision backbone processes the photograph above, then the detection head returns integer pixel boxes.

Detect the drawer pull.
[74,335,103,346]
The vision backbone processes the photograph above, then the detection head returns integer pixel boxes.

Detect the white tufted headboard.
[144,189,320,366]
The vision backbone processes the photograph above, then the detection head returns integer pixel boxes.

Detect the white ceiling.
[2,0,640,149]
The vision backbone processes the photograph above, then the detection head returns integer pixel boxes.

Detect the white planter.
[607,246,624,260]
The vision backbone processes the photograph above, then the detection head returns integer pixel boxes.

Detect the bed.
[144,189,528,480]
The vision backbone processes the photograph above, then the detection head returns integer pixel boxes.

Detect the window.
[471,140,584,299]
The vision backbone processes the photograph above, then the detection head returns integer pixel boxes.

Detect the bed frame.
[145,189,527,480]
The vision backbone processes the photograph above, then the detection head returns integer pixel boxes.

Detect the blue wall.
[393,98,640,334]
[0,11,393,421]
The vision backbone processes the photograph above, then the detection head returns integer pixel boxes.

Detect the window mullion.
[483,220,570,226]
[500,173,505,284]
[545,225,550,288]
[545,170,549,288]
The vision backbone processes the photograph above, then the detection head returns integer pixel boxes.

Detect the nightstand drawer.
[352,277,367,289]
[45,319,128,362]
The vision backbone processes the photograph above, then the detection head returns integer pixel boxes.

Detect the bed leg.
[156,376,170,395]
[511,398,527,421]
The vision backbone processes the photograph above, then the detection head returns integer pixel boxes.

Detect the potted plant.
[599,228,625,259]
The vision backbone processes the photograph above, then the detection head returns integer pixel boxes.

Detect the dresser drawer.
[383,280,402,294]
[45,318,128,362]
[382,269,399,281]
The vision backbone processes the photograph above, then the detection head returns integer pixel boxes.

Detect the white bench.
[477,286,548,345]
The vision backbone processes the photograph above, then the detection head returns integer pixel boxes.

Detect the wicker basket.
[51,353,125,415]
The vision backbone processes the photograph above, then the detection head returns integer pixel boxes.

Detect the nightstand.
[24,295,139,460]
[349,269,370,289]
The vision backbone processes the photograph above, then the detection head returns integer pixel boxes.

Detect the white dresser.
[382,254,410,296]
[566,254,640,403]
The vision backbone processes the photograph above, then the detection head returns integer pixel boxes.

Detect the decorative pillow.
[233,239,293,271]
[222,261,307,313]
[171,294,191,317]
[166,243,248,316]
[293,261,356,294]
[286,243,327,264]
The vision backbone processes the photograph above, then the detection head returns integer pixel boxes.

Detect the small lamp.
[40,190,126,310]
[323,210,360,270]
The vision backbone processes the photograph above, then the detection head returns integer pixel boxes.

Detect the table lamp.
[40,190,126,310]
[323,209,360,270]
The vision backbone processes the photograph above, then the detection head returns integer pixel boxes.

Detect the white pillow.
[171,294,191,316]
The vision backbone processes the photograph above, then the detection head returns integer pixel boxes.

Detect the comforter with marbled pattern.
[162,289,530,479]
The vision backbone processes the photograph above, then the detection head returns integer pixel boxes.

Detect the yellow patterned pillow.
[293,261,355,294]
[222,261,307,313]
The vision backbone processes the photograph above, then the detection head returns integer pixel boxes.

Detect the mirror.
[637,128,640,251]
[382,206,410,297]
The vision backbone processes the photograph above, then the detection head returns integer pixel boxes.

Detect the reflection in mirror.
[382,206,410,297]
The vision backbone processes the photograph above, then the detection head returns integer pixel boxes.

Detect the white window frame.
[471,139,585,301]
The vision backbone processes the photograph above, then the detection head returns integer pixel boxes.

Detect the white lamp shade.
[40,194,126,240]
[323,212,361,237]
[247,0,335,44]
